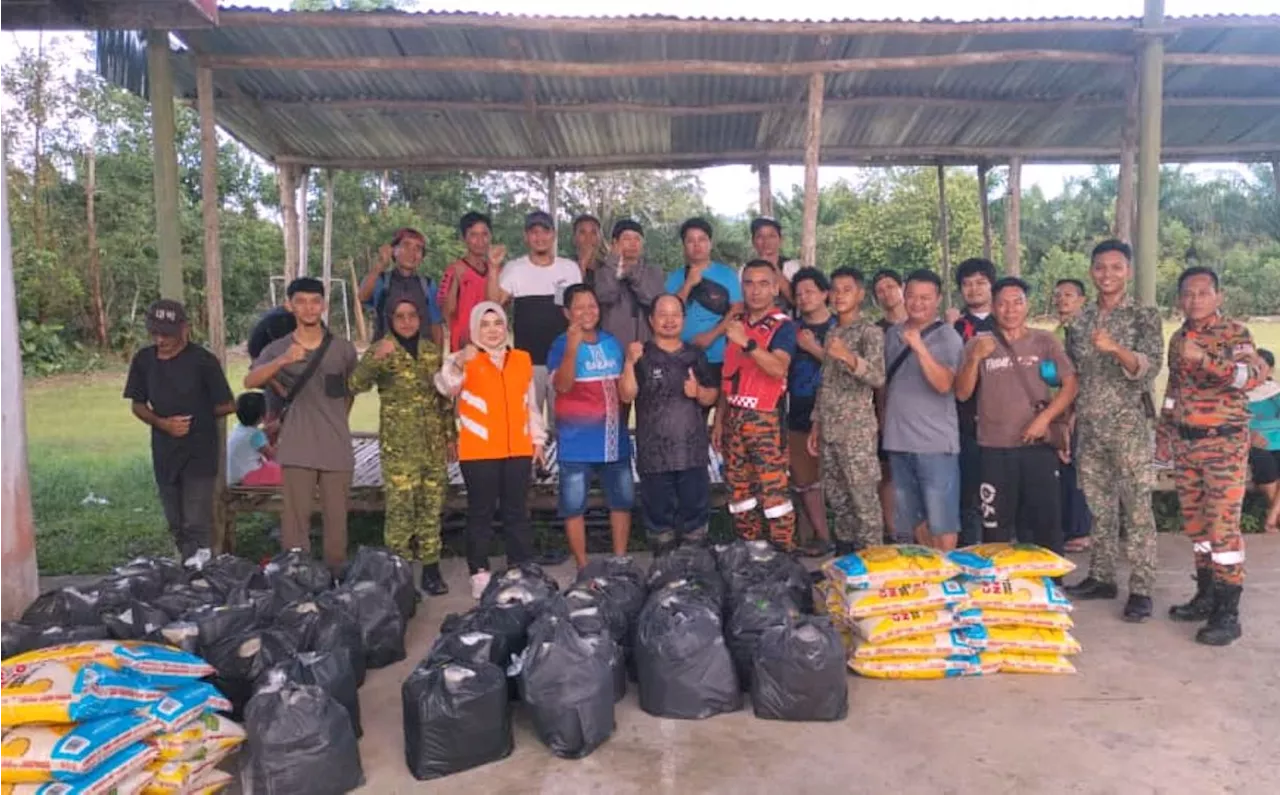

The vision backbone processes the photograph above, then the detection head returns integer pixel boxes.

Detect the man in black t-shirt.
[124,300,235,560]
[949,258,998,546]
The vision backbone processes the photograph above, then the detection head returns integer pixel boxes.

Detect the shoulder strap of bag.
[885,320,944,385]
[989,326,1045,408]
[282,332,334,410]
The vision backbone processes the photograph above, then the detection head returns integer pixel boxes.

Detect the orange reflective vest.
[457,349,535,461]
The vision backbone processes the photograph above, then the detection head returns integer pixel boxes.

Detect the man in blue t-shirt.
[547,283,634,569]
[664,217,743,381]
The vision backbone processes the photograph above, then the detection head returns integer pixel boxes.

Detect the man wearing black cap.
[124,299,235,562]
[487,210,582,428]
[594,219,665,349]
[747,216,802,308]
[358,226,445,347]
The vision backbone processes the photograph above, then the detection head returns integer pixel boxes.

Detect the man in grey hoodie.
[593,219,666,349]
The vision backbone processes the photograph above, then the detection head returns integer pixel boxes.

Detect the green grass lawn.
[23,323,1280,574]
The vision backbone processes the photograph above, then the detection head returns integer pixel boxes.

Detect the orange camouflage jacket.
[1160,313,1265,429]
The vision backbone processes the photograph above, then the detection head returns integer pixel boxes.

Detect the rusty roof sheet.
[152,8,1280,169]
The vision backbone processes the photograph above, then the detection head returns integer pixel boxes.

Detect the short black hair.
[392,227,425,247]
[459,211,491,237]
[679,217,714,242]
[235,392,266,426]
[871,269,902,290]
[742,259,777,277]
[647,292,685,319]
[749,217,783,238]
[611,219,644,240]
[992,276,1032,300]
[829,267,865,287]
[904,269,942,293]
[1091,238,1133,263]
[562,282,597,309]
[1055,278,1086,296]
[572,214,601,233]
[286,277,325,298]
[1177,266,1219,293]
[955,257,997,289]
[791,266,830,294]
[1259,349,1275,369]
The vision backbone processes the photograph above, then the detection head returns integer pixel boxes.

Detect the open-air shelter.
[2,3,1279,615]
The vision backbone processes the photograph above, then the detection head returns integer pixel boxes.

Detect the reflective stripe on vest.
[723,311,790,413]
[457,349,535,461]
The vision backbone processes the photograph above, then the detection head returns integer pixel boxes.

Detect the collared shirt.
[1163,313,1264,428]
[1067,296,1164,429]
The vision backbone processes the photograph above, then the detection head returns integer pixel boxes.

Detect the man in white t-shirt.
[487,209,582,431]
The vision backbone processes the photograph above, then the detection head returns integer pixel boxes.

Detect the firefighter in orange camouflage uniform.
[1160,266,1265,646]
[713,260,798,550]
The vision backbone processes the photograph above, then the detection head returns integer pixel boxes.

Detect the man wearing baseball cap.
[487,209,582,429]
[124,299,235,563]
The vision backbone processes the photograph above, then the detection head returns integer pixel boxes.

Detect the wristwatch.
[744,339,758,353]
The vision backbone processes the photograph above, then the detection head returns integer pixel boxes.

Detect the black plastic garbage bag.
[2,622,38,659]
[518,614,615,759]
[21,587,102,627]
[751,617,848,722]
[645,576,722,618]
[578,555,646,588]
[715,540,813,612]
[245,679,364,795]
[86,577,144,612]
[331,582,406,669]
[402,659,512,780]
[343,546,417,621]
[635,590,741,719]
[562,586,627,646]
[439,603,534,672]
[28,625,110,649]
[152,587,216,620]
[563,604,626,703]
[199,554,267,598]
[206,628,298,719]
[187,603,259,654]
[479,562,559,608]
[262,650,362,737]
[101,601,170,640]
[288,596,367,687]
[265,549,334,601]
[115,556,187,589]
[425,630,495,668]
[647,546,725,608]
[149,621,200,654]
[726,582,800,690]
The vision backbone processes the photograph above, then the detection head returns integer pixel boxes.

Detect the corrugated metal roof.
[152,8,1280,169]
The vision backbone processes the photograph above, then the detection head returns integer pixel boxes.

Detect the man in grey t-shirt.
[246,278,358,573]
[881,269,965,550]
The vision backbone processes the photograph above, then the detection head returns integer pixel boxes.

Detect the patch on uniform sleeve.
[1163,397,1176,411]
[1232,363,1249,389]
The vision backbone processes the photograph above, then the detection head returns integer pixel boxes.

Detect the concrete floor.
[352,534,1280,795]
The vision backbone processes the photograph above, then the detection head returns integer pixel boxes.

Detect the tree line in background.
[5,40,1280,375]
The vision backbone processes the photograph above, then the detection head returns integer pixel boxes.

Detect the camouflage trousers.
[382,455,446,563]
[1173,432,1249,586]
[821,435,884,550]
[724,406,795,550]
[1078,424,1158,595]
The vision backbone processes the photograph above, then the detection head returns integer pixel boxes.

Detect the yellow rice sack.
[949,543,1075,581]
[1,662,164,727]
[147,713,244,762]
[852,609,958,645]
[186,768,233,795]
[823,545,961,590]
[140,744,233,795]
[983,627,1081,656]
[984,652,1077,675]
[830,580,969,620]
[981,609,1075,631]
[1,714,157,783]
[963,577,1072,614]
[852,626,986,661]
[1,643,212,691]
[849,655,977,680]
[0,743,157,795]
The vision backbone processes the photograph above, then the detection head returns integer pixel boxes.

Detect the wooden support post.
[278,164,298,293]
[1,162,39,618]
[801,73,825,268]
[544,168,558,241]
[197,66,230,553]
[1271,158,1280,228]
[322,169,335,325]
[297,168,310,278]
[977,163,992,261]
[937,164,952,309]
[757,163,773,217]
[1135,0,1165,307]
[1004,158,1023,276]
[148,30,183,301]
[348,260,368,344]
[1115,60,1140,244]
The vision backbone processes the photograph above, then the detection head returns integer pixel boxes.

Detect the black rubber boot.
[419,562,449,596]
[1195,583,1242,646]
[1122,594,1153,623]
[1064,576,1118,600]
[1168,568,1214,622]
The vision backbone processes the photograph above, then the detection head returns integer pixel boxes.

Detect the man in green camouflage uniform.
[349,299,456,595]
[809,267,886,552]
[1065,240,1164,623]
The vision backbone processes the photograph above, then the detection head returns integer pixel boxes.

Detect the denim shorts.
[558,458,635,518]
[888,451,961,539]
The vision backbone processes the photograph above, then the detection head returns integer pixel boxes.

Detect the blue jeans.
[558,459,635,519]
[888,452,961,541]
[639,467,711,546]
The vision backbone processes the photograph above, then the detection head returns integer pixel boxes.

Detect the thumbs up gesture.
[683,368,700,399]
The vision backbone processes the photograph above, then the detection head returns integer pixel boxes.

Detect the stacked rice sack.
[948,543,1080,675]
[0,640,241,795]
[820,545,985,679]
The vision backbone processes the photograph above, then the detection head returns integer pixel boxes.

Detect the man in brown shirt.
[955,277,1078,553]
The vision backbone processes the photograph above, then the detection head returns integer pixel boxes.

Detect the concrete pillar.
[148,31,183,301]
[1135,0,1165,307]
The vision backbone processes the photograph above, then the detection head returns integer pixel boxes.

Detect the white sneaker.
[470,570,491,600]
[183,548,212,570]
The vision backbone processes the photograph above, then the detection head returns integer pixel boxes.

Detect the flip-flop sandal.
[1064,539,1091,553]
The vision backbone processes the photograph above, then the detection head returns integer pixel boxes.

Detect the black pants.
[461,457,534,575]
[979,445,1063,554]
[639,467,711,547]
[1249,446,1280,485]
[958,430,982,546]
[156,467,215,559]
